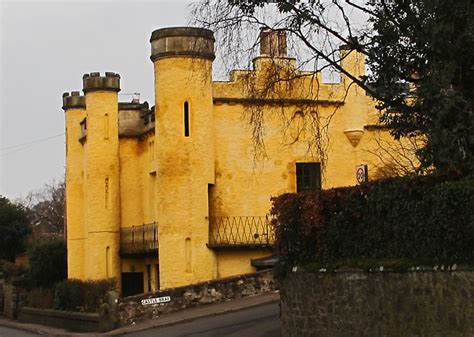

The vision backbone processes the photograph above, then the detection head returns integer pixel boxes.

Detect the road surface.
[0,326,40,337]
[127,303,280,337]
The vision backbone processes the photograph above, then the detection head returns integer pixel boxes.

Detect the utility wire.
[1,133,65,151]
[0,133,65,156]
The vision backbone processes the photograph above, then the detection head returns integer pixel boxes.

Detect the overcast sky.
[0,0,196,200]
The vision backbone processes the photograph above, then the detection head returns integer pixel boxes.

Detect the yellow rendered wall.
[153,57,217,289]
[119,137,145,228]
[119,133,157,228]
[83,91,121,282]
[65,106,86,279]
[215,250,272,278]
[206,52,402,279]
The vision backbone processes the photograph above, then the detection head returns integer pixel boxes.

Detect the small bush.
[54,278,115,312]
[0,260,29,284]
[24,288,55,309]
[271,173,474,276]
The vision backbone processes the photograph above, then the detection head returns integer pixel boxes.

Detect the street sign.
[141,296,171,306]
[356,164,368,184]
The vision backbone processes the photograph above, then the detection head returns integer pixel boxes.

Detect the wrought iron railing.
[120,222,158,256]
[208,216,275,248]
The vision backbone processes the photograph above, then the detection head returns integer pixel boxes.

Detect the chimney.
[260,28,287,57]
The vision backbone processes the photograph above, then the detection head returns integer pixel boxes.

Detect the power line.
[0,133,65,156]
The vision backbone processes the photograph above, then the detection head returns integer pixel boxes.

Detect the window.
[184,101,190,137]
[104,113,109,140]
[296,163,321,193]
[79,118,87,144]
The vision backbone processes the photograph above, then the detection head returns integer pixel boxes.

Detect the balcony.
[120,223,158,257]
[208,216,275,249]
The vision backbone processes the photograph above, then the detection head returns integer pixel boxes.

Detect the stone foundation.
[119,269,277,325]
[280,268,474,337]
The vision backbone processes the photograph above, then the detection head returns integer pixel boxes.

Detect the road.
[0,326,40,337]
[127,303,280,337]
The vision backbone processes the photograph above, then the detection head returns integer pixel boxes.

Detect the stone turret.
[62,90,86,279]
[150,27,217,289]
[62,91,86,110]
[83,72,121,93]
[150,27,215,61]
[81,71,121,283]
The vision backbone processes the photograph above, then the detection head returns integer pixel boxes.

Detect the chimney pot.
[260,28,287,57]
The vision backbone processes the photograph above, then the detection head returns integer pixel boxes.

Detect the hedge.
[54,278,116,312]
[271,173,474,275]
[28,239,67,288]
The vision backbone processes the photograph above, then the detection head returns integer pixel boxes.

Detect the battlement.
[150,27,215,62]
[83,72,121,93]
[62,91,86,110]
[118,100,155,137]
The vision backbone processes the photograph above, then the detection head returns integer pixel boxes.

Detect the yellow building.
[62,27,397,296]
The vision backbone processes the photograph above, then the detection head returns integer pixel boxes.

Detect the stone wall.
[2,283,16,319]
[119,269,276,325]
[18,306,116,332]
[281,268,474,337]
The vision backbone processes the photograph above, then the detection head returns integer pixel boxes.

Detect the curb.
[0,317,67,336]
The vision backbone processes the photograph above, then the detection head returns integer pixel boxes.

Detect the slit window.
[184,101,190,137]
[296,163,321,193]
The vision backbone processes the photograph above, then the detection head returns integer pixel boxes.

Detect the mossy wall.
[281,269,474,337]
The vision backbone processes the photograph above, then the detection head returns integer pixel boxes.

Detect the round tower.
[82,72,121,282]
[150,27,217,288]
[63,91,86,279]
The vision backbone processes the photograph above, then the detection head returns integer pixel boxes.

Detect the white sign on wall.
[141,296,171,306]
[355,164,368,184]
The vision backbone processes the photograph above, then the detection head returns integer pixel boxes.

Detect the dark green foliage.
[271,174,474,276]
[0,196,30,262]
[368,0,474,172]
[54,279,116,312]
[28,239,67,288]
[0,259,28,283]
[24,288,55,309]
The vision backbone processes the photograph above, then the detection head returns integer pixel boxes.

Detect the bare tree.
[22,179,65,238]
[192,1,374,170]
[192,0,474,173]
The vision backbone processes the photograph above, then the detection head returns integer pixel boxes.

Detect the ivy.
[271,173,474,277]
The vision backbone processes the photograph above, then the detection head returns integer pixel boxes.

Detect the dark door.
[121,272,144,297]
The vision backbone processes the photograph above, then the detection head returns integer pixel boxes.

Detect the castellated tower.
[150,27,217,288]
[82,72,122,281]
[63,92,86,279]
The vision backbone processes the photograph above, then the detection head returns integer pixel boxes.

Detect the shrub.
[24,288,55,309]
[54,278,115,312]
[271,173,474,276]
[28,239,67,288]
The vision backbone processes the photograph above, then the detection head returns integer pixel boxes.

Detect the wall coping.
[20,307,100,322]
[294,264,474,274]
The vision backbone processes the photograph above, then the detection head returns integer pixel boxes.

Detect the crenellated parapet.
[83,72,121,93]
[62,91,86,110]
[118,100,155,137]
[150,27,215,61]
